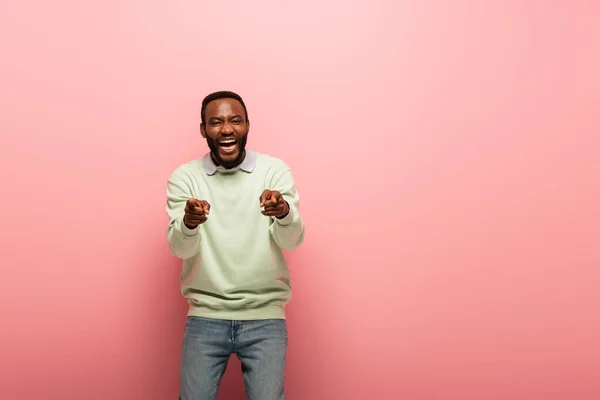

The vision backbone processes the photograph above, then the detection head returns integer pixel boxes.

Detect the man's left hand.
[260,189,289,219]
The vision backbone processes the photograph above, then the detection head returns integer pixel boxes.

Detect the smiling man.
[165,91,305,400]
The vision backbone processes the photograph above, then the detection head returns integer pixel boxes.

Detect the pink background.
[1,1,599,399]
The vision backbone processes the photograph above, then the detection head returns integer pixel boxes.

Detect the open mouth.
[218,139,238,154]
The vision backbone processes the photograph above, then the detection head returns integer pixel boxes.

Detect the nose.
[221,121,234,134]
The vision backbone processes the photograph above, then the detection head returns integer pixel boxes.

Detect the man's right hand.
[183,198,211,229]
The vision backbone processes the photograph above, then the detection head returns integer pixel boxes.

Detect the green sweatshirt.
[165,150,305,320]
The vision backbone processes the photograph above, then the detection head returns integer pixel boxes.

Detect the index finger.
[186,198,199,210]
[259,190,271,206]
[200,201,211,214]
[271,191,282,203]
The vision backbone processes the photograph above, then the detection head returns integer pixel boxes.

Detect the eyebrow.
[209,114,243,121]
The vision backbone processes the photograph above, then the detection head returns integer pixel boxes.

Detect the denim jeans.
[179,316,287,400]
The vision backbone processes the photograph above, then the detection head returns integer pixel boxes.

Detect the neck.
[211,150,246,169]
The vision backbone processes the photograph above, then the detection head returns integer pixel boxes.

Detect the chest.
[191,173,270,229]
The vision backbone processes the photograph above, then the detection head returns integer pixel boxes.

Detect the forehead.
[205,98,245,118]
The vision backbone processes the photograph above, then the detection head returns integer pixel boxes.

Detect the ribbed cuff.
[180,219,199,236]
[275,208,294,226]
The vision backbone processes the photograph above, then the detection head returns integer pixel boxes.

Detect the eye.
[232,119,241,124]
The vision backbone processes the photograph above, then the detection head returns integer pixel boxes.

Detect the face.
[201,98,249,168]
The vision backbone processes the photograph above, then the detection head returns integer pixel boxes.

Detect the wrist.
[276,201,290,219]
[181,218,199,236]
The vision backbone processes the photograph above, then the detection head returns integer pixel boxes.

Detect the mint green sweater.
[165,150,305,320]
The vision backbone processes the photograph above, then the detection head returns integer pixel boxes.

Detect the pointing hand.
[259,190,289,219]
[184,198,211,229]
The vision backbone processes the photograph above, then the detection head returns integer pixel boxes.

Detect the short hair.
[201,90,249,124]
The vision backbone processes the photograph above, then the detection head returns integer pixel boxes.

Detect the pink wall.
[1,1,599,399]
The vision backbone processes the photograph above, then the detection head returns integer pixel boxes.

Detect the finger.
[261,190,271,206]
[186,212,205,221]
[263,205,282,212]
[259,190,271,207]
[264,194,282,207]
[268,193,283,207]
[186,198,198,211]
[190,206,205,215]
[262,203,284,213]
[261,209,285,217]
[271,191,282,203]
[200,201,211,214]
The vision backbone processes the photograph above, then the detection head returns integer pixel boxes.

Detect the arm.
[165,168,202,259]
[267,167,305,251]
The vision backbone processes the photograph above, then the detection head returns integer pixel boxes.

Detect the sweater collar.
[202,150,256,175]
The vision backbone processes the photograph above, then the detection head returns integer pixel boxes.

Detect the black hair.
[201,90,248,124]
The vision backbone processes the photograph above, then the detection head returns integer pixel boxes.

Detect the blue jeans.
[179,316,287,400]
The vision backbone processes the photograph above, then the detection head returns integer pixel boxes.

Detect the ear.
[246,119,250,132]
[200,122,207,138]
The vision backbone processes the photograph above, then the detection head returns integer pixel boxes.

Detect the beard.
[207,134,248,169]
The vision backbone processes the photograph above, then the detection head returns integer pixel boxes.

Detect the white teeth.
[220,140,236,144]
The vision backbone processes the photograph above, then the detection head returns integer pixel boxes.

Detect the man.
[165,90,305,400]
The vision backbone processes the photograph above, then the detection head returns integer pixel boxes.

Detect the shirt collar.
[202,150,256,175]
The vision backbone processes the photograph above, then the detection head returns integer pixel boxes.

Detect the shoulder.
[252,150,291,172]
[250,150,297,187]
[168,157,205,181]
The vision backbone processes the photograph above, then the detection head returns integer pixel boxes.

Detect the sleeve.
[165,167,202,259]
[268,165,305,251]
